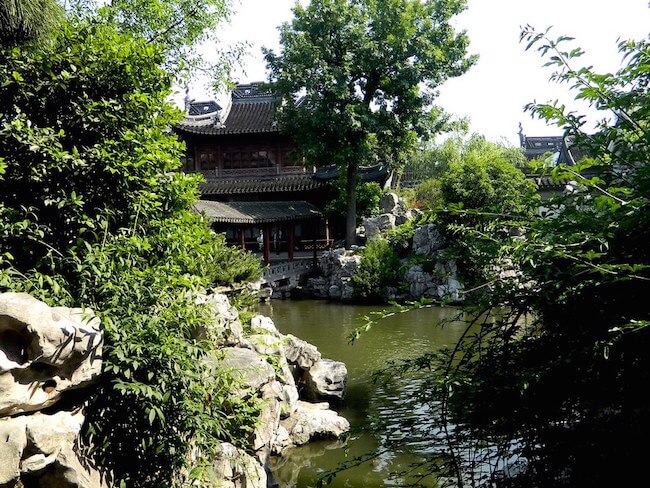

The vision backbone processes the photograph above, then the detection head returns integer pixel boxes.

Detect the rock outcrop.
[360,192,414,242]
[0,291,350,488]
[302,359,348,402]
[0,293,106,488]
[306,248,361,301]
[202,302,350,486]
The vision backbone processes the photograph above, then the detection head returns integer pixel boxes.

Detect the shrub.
[353,239,402,303]
[412,177,444,209]
[0,20,261,487]
[326,181,383,222]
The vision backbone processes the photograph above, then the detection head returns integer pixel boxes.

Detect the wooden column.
[312,220,318,266]
[263,225,271,265]
[238,228,245,250]
[288,224,295,261]
[325,218,331,249]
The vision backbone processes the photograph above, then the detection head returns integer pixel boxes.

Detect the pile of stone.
[199,294,350,487]
[0,292,349,488]
[0,293,106,488]
[358,192,416,242]
[403,223,463,301]
[306,248,361,301]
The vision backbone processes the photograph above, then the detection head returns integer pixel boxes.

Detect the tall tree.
[265,0,475,248]
[68,0,234,80]
[0,0,63,45]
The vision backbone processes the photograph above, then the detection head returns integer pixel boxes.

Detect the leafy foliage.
[414,29,649,486]
[326,181,382,223]
[68,0,234,80]
[265,0,475,247]
[352,239,402,303]
[0,0,63,45]
[0,18,260,487]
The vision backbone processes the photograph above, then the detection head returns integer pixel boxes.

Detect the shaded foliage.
[352,239,402,303]
[0,0,63,45]
[0,18,260,487]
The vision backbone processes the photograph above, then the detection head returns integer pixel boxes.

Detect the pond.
[255,299,469,487]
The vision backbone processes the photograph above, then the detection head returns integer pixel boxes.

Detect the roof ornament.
[518,122,525,146]
[183,85,192,113]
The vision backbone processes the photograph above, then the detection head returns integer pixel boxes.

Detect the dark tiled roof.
[522,135,585,166]
[193,200,322,224]
[176,100,278,136]
[523,136,565,159]
[188,100,221,115]
[314,163,390,182]
[232,82,275,102]
[200,174,327,196]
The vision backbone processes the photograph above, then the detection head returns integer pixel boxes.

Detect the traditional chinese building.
[174,82,388,263]
[518,125,586,200]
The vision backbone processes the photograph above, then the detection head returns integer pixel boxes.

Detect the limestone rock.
[211,442,267,488]
[412,223,445,256]
[197,293,243,345]
[0,410,107,488]
[280,401,349,447]
[362,213,396,242]
[251,315,280,336]
[281,335,321,370]
[0,417,26,484]
[302,359,347,401]
[380,192,400,213]
[253,382,284,464]
[247,334,282,356]
[215,347,275,392]
[328,285,342,299]
[0,293,103,417]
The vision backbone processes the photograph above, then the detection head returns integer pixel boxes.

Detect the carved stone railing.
[262,259,314,282]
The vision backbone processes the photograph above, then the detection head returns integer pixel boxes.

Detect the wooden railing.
[197,166,309,180]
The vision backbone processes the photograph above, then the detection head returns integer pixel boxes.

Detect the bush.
[0,20,261,487]
[439,137,538,215]
[412,177,443,209]
[353,239,402,303]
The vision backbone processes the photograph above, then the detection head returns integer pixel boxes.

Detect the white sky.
[182,0,650,146]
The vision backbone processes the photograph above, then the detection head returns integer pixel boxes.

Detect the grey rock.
[215,347,275,392]
[412,223,445,256]
[280,401,350,447]
[340,284,355,302]
[0,410,107,488]
[251,315,280,336]
[380,192,400,213]
[302,359,347,401]
[210,442,267,488]
[328,285,342,299]
[281,335,321,370]
[195,293,244,345]
[0,293,103,417]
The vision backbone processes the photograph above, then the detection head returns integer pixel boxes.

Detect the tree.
[0,0,63,45]
[265,0,475,248]
[418,29,648,486]
[0,17,260,487]
[68,0,234,80]
[438,134,535,214]
[404,134,534,210]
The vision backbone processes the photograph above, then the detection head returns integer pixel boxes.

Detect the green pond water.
[255,299,468,488]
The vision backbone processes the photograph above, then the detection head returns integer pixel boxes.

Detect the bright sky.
[183,0,650,146]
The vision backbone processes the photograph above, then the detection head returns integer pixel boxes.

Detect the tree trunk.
[345,160,358,249]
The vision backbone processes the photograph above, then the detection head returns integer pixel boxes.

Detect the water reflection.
[256,300,468,487]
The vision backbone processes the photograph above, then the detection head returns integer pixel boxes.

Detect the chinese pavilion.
[174,82,388,263]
